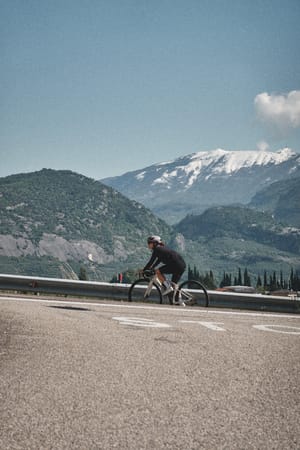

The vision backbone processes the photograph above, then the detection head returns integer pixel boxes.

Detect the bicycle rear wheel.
[128,279,163,304]
[176,280,209,307]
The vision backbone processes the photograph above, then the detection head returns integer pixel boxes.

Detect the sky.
[1,0,300,180]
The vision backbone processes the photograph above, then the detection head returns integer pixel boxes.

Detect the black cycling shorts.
[159,262,186,284]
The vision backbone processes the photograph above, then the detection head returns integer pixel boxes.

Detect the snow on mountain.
[102,148,300,223]
[137,148,297,189]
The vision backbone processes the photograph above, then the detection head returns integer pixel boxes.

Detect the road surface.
[1,294,299,449]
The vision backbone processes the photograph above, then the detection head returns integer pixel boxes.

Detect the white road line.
[112,317,171,328]
[0,295,300,320]
[253,324,300,335]
[179,321,226,331]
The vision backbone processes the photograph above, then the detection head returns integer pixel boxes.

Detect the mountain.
[102,148,300,224]
[249,176,300,228]
[0,169,172,279]
[175,206,300,254]
[173,205,300,279]
[1,168,299,285]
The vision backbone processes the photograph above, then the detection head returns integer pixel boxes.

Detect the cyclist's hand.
[143,268,155,278]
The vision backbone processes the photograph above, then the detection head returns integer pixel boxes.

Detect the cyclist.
[143,235,186,303]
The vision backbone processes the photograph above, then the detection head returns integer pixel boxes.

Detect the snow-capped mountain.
[102,148,300,223]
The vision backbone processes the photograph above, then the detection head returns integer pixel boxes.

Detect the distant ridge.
[0,168,299,282]
[102,148,300,223]
[249,176,300,227]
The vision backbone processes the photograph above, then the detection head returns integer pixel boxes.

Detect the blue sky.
[1,0,300,180]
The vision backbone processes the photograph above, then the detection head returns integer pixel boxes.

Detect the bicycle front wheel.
[128,279,163,304]
[177,280,209,307]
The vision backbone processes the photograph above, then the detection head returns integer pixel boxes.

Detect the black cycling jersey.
[144,245,186,273]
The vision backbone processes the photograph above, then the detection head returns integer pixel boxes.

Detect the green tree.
[220,272,232,288]
[237,268,242,285]
[290,269,300,290]
[280,271,284,289]
[234,268,243,286]
[263,270,268,289]
[188,265,216,289]
[243,268,251,286]
[269,271,277,291]
[256,275,262,288]
[78,266,88,280]
[202,271,217,289]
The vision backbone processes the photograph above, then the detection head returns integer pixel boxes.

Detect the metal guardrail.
[208,289,300,313]
[0,274,299,313]
[0,273,128,300]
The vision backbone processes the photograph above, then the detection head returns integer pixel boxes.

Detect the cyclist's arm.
[143,254,159,271]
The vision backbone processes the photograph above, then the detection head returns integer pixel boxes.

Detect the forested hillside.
[0,169,299,285]
[175,206,300,254]
[0,169,172,279]
[174,206,300,283]
[249,176,300,227]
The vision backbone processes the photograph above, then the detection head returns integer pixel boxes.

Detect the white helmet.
[147,235,162,245]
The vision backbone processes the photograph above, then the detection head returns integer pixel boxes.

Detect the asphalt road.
[0,295,299,450]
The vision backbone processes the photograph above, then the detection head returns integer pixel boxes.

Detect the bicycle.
[128,269,209,307]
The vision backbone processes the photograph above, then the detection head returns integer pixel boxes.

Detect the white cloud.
[256,140,269,151]
[254,90,300,132]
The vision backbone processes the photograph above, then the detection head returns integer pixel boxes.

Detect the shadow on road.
[48,305,91,312]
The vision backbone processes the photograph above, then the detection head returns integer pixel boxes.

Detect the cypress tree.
[263,270,268,289]
[79,266,88,280]
[243,268,251,286]
[238,268,242,285]
[256,275,262,288]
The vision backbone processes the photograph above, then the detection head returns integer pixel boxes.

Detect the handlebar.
[142,269,156,278]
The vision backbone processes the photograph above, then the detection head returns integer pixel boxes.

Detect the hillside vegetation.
[0,169,172,279]
[249,176,300,227]
[0,169,299,284]
[174,206,300,281]
[175,206,300,254]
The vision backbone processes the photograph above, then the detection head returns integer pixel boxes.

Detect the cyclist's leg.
[171,271,183,284]
[155,267,166,284]
[158,265,174,296]
[171,261,186,285]
[171,265,186,305]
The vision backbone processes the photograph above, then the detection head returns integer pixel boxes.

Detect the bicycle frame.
[141,274,187,304]
[144,274,162,298]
